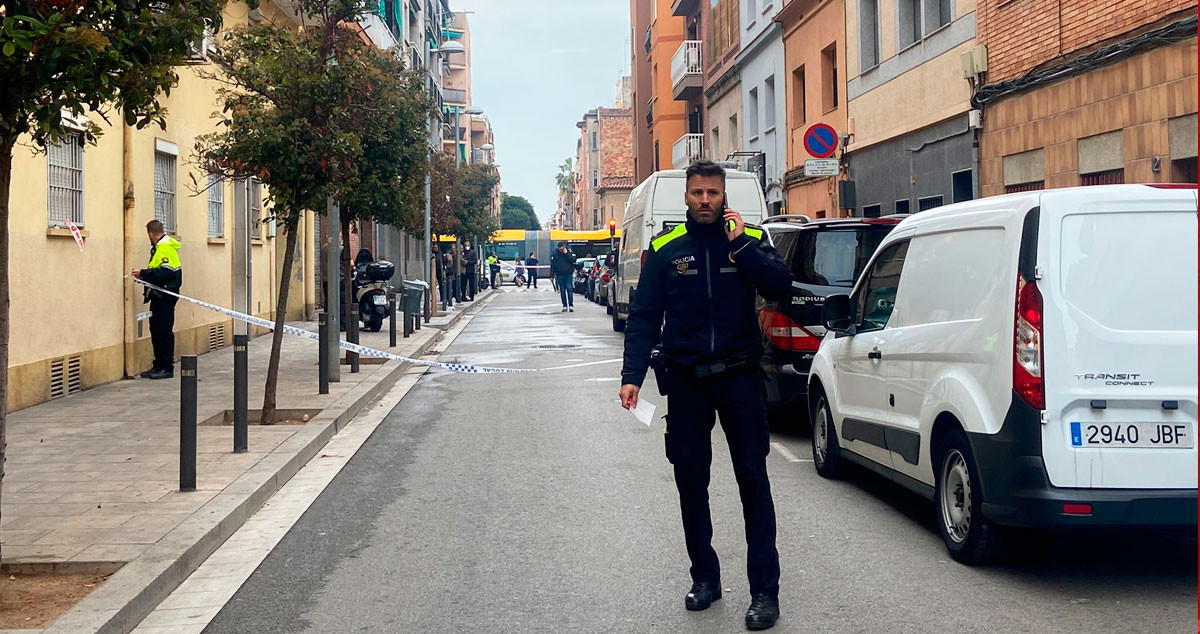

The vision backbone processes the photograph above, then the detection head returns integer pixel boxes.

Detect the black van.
[759,215,906,427]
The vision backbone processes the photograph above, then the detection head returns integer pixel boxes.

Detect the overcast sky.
[451,0,630,225]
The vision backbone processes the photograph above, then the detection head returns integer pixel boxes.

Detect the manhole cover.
[534,344,581,349]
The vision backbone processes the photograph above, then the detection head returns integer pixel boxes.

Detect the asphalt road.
[205,287,1197,633]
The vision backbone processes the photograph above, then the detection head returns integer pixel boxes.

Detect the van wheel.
[606,303,613,315]
[936,429,1008,565]
[811,395,844,479]
[612,312,626,332]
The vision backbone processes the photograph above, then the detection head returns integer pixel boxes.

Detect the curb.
[42,301,484,634]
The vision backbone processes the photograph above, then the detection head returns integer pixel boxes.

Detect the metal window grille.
[1005,181,1045,194]
[1080,169,1124,186]
[917,195,944,212]
[207,174,224,237]
[47,133,83,227]
[154,151,177,232]
[250,179,263,239]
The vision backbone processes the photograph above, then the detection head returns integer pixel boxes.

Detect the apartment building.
[777,0,848,218]
[631,0,689,182]
[705,0,744,164]
[737,0,788,214]
[6,2,316,411]
[841,0,978,217]
[976,0,1197,194]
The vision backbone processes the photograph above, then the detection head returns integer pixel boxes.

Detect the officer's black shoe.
[146,368,174,380]
[745,594,779,630]
[139,368,156,379]
[684,582,721,611]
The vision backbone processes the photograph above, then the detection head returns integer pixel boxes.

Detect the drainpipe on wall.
[121,119,137,378]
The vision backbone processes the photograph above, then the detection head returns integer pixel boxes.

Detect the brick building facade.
[977,1,1197,195]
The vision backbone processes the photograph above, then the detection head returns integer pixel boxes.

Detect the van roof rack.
[762,214,812,225]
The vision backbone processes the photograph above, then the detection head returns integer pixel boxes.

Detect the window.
[250,178,263,239]
[952,169,973,202]
[47,133,83,227]
[745,0,757,23]
[1005,181,1044,194]
[654,140,661,171]
[795,229,879,288]
[917,195,943,211]
[855,240,909,331]
[859,0,879,71]
[748,88,760,138]
[1172,157,1198,183]
[898,0,922,50]
[862,204,881,218]
[895,199,911,214]
[207,174,224,238]
[821,43,838,112]
[926,0,952,34]
[764,76,776,131]
[729,115,738,149]
[593,169,599,188]
[591,131,598,151]
[153,151,177,233]
[1080,169,1124,186]
[712,127,721,159]
[792,66,807,125]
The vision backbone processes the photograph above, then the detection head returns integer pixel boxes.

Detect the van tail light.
[759,308,821,352]
[601,273,611,283]
[640,249,650,266]
[1013,274,1045,410]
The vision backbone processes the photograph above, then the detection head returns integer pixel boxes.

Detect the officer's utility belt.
[690,353,756,379]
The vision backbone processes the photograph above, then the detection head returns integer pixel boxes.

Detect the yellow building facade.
[6,2,316,411]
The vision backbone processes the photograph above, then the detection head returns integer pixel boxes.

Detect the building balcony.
[444,88,467,106]
[671,0,700,17]
[672,133,704,169]
[671,40,703,101]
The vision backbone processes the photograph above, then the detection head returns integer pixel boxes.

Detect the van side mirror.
[823,294,856,335]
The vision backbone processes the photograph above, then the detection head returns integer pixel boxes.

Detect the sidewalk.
[1,291,490,634]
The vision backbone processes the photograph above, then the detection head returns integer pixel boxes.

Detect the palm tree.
[555,157,573,199]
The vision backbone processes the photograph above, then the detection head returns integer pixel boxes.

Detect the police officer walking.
[619,160,792,630]
[131,219,183,379]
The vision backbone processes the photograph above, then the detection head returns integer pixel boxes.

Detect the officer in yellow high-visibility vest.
[131,219,182,379]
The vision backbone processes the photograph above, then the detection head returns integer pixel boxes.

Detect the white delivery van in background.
[807,184,1198,564]
[611,169,768,331]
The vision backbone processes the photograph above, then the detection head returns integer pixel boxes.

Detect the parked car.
[808,184,1198,565]
[597,253,616,311]
[612,168,767,332]
[588,257,607,303]
[757,214,906,427]
[573,257,596,294]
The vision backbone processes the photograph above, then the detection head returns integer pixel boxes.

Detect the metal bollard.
[233,334,248,454]
[180,356,197,492]
[389,293,398,345]
[348,304,360,374]
[318,313,330,395]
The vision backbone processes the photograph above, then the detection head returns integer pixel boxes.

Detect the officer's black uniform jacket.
[621,216,793,388]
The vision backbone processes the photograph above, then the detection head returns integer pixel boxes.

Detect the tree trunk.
[260,218,300,425]
[341,216,353,338]
[0,141,14,562]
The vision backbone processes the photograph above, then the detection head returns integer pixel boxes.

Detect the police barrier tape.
[133,279,619,375]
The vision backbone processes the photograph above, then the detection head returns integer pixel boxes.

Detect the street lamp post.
[424,39,465,316]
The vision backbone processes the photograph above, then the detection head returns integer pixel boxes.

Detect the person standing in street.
[619,160,792,631]
[525,252,539,289]
[462,241,478,301]
[131,219,183,379]
[549,241,577,312]
[453,244,466,302]
[487,252,501,289]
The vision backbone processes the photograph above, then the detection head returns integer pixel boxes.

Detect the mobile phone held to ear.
[723,196,736,232]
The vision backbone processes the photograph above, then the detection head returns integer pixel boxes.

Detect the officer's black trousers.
[148,296,178,371]
[664,368,780,597]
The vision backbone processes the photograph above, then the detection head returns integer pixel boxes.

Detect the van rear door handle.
[868,349,882,360]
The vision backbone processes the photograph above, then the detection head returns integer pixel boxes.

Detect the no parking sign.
[803,123,839,159]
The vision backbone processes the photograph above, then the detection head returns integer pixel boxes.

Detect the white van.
[611,169,768,331]
[808,184,1198,564]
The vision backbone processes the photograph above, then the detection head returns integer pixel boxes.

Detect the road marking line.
[771,442,813,463]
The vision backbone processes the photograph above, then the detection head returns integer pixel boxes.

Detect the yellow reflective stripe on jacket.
[149,236,182,271]
[744,226,764,240]
[651,223,689,251]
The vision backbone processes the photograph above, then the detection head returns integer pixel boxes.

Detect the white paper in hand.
[630,399,656,427]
